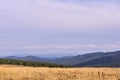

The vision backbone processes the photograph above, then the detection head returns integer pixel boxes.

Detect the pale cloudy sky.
[0,0,120,56]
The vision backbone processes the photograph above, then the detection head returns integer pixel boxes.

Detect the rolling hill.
[74,52,120,67]
[5,51,120,67]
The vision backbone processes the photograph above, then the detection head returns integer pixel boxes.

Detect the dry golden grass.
[0,65,120,80]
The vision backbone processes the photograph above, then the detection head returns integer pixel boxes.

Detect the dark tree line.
[0,58,65,67]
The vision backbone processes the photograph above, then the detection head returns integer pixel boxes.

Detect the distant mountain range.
[10,53,76,59]
[5,51,120,67]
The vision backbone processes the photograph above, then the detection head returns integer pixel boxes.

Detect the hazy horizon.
[0,0,120,56]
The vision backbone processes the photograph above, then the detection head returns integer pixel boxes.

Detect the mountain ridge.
[4,50,120,67]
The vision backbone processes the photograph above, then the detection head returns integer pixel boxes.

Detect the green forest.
[0,58,64,67]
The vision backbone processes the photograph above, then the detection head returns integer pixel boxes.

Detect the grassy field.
[0,65,120,80]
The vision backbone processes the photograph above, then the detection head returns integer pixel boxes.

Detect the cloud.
[22,44,120,51]
[0,43,120,56]
[22,44,96,50]
[1,43,119,52]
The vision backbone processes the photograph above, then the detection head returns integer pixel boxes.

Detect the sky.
[0,0,120,56]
